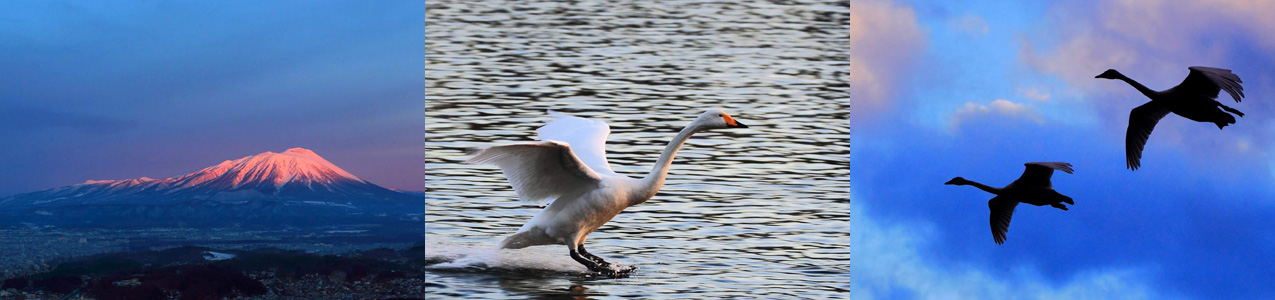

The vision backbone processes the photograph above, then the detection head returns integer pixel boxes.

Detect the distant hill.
[0,245,424,300]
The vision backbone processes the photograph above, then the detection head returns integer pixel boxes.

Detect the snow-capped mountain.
[0,148,419,228]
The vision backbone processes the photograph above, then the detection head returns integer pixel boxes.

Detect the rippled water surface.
[426,0,850,298]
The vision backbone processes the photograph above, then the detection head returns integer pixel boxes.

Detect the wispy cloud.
[1023,0,1275,92]
[1019,86,1051,102]
[849,0,925,121]
[850,201,1179,300]
[950,14,989,36]
[951,99,1043,129]
[1100,0,1275,51]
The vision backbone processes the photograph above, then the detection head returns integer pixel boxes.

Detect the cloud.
[850,201,1179,300]
[1019,86,1050,102]
[951,99,1043,129]
[1102,0,1275,51]
[1024,0,1275,91]
[1021,28,1143,93]
[950,14,989,36]
[849,0,925,120]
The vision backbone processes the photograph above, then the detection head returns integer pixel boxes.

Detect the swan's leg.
[1219,103,1245,117]
[577,244,635,275]
[568,244,603,272]
[1212,100,1245,117]
[577,244,610,266]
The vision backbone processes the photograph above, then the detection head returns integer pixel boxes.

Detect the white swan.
[1096,66,1246,170]
[467,109,748,275]
[945,162,1074,245]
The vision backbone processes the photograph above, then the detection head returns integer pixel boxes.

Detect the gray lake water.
[426,0,850,298]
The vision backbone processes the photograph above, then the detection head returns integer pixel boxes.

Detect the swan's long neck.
[965,180,1003,195]
[634,123,701,205]
[1117,74,1158,99]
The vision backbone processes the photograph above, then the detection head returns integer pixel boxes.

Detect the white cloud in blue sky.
[950,99,1042,130]
[850,202,1179,300]
[848,0,925,119]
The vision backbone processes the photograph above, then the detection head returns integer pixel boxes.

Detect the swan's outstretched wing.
[467,141,603,203]
[1175,66,1245,102]
[1126,102,1171,170]
[989,196,1019,245]
[1017,162,1073,187]
[537,111,618,176]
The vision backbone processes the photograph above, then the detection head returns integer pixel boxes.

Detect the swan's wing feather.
[989,196,1019,245]
[467,141,603,203]
[1018,162,1073,186]
[1126,102,1171,170]
[1178,66,1245,102]
[537,111,618,176]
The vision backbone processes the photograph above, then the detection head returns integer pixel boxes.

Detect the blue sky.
[851,0,1275,299]
[0,1,422,195]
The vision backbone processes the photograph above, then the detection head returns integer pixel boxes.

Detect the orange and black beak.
[723,114,749,128]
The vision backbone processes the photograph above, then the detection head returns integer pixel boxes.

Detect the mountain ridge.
[0,148,419,228]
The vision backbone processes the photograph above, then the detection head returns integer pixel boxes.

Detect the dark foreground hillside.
[0,245,425,300]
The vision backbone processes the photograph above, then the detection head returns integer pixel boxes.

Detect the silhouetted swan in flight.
[1096,66,1246,170]
[945,162,1075,245]
[468,109,748,275]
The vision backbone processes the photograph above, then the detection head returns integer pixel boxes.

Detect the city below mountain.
[0,148,420,228]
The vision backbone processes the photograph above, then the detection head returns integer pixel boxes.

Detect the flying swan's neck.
[635,123,701,205]
[1117,74,1158,99]
[966,180,1003,195]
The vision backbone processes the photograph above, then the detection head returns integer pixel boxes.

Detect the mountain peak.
[221,148,364,188]
[43,148,368,198]
[283,147,319,157]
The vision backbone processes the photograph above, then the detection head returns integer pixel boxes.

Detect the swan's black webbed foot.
[578,244,609,266]
[595,264,636,277]
[613,265,636,273]
[1217,102,1245,117]
[569,246,602,271]
[1051,203,1069,211]
[571,244,635,277]
[1227,107,1245,117]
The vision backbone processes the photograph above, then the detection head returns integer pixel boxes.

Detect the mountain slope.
[0,148,419,228]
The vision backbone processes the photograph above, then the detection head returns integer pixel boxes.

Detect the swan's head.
[693,109,749,130]
[1095,69,1123,80]
[944,177,968,185]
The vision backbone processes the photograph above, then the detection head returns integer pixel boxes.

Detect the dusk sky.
[0,1,422,195]
[851,0,1275,299]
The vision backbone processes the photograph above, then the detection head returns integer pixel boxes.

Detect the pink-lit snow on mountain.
[1,148,411,207]
[79,147,366,191]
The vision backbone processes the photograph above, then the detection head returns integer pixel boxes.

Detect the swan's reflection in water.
[427,0,850,298]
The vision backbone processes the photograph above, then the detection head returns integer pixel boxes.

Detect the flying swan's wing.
[467,141,604,203]
[1125,102,1171,170]
[1018,162,1074,187]
[989,196,1019,245]
[536,110,619,176]
[1176,66,1245,102]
